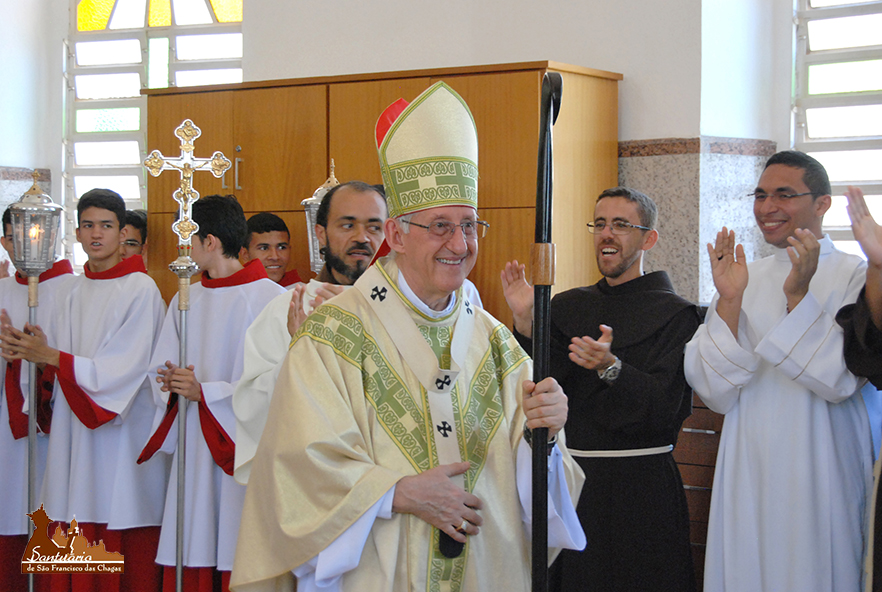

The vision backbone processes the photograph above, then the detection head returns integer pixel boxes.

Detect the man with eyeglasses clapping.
[503,186,700,592]
[685,151,876,592]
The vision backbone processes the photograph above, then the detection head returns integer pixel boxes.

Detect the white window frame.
[793,0,882,244]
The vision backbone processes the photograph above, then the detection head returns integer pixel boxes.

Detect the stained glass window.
[74,141,142,166]
[67,0,242,264]
[173,0,212,25]
[211,0,242,22]
[148,0,172,26]
[76,39,142,65]
[77,0,114,32]
[74,176,143,201]
[76,108,141,133]
[109,0,148,29]
[147,37,170,88]
[77,0,242,31]
[74,73,142,99]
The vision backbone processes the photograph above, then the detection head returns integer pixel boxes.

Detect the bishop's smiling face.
[592,196,655,286]
[388,205,478,310]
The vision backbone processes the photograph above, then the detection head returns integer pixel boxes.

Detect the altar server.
[139,194,285,592]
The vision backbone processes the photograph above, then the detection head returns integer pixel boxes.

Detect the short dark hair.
[246,212,289,246]
[77,188,126,228]
[2,206,11,235]
[125,209,148,242]
[316,181,387,228]
[192,194,247,258]
[763,150,831,199]
[596,187,658,229]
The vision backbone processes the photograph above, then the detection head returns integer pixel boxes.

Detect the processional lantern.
[301,159,340,274]
[9,170,62,592]
[10,171,63,283]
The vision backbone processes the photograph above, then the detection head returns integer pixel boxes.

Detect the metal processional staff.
[144,120,231,592]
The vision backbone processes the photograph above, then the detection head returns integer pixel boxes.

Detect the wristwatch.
[598,356,621,384]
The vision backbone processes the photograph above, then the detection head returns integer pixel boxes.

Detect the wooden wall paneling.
[682,407,725,432]
[146,92,233,213]
[683,488,711,524]
[328,78,432,184]
[232,86,328,212]
[689,521,709,545]
[676,393,723,590]
[679,464,715,490]
[672,430,720,467]
[435,71,541,210]
[548,70,620,295]
[468,206,535,326]
[243,209,313,282]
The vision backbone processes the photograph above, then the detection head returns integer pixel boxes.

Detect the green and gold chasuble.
[231,258,582,592]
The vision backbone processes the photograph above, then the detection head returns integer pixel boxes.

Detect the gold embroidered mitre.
[375,82,478,218]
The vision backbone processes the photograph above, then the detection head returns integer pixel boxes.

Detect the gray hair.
[396,213,415,234]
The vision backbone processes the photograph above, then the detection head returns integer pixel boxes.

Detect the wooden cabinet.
[144,61,622,322]
[230,86,327,211]
[328,77,432,184]
[146,91,233,214]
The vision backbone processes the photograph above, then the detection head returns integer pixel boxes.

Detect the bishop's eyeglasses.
[402,219,490,239]
[586,220,651,235]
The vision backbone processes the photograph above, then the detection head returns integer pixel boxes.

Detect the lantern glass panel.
[10,209,61,275]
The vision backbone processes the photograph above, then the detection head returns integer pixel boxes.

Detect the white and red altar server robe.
[0,261,75,535]
[41,255,170,529]
[140,260,285,571]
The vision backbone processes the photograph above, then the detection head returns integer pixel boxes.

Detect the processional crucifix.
[144,119,231,592]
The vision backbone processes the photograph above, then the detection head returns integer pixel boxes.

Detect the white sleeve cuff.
[702,309,760,385]
[293,487,395,592]
[516,438,586,550]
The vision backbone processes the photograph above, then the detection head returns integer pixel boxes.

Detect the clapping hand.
[501,260,534,337]
[708,227,748,301]
[782,228,820,312]
[708,227,748,337]
[846,186,882,268]
[568,325,615,371]
[846,186,882,328]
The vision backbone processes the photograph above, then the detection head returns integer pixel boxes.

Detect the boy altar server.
[0,206,75,592]
[1,188,169,592]
[139,194,285,592]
